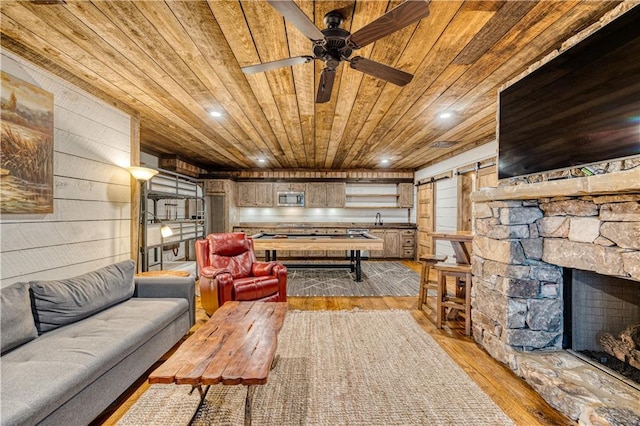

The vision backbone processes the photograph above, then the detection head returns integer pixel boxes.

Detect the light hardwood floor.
[93,261,573,425]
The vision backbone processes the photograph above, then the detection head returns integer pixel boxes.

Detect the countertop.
[235,222,417,230]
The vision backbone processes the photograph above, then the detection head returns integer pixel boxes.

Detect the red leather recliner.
[195,232,287,315]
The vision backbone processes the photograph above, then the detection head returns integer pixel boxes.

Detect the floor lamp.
[128,166,173,272]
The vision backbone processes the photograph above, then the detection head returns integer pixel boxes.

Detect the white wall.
[238,207,411,225]
[414,142,497,258]
[1,51,132,287]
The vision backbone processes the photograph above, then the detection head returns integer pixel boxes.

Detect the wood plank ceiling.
[0,0,623,171]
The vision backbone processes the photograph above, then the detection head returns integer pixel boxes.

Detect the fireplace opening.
[564,268,640,388]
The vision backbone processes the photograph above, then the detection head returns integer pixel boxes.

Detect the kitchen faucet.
[375,212,383,226]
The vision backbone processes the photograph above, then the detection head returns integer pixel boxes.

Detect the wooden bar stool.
[418,254,447,309]
[434,262,473,336]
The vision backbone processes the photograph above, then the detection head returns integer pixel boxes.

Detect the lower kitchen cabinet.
[384,230,402,258]
[368,229,410,258]
[401,229,416,259]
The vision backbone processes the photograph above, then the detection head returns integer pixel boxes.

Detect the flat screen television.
[497,5,640,180]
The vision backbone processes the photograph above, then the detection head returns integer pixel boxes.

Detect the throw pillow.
[1,282,39,354]
[30,259,135,334]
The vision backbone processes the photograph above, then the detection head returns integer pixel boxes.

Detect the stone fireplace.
[470,168,640,425]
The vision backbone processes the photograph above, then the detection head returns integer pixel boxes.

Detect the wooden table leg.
[188,385,210,424]
[270,354,280,370]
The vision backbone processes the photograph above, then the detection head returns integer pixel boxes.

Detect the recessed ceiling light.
[258,158,266,163]
[210,111,222,118]
[438,112,453,119]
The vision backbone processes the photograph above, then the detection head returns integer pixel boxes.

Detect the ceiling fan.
[242,0,431,103]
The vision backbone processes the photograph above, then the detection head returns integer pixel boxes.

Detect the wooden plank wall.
[1,51,132,288]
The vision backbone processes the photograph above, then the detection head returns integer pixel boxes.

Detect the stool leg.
[418,261,428,309]
[464,272,472,336]
[424,264,433,308]
[436,270,445,329]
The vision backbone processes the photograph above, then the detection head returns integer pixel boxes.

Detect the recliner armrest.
[134,276,196,327]
[252,261,275,277]
[200,266,232,279]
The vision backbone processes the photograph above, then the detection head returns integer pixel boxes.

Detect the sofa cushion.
[0,297,189,426]
[29,260,136,334]
[1,282,38,354]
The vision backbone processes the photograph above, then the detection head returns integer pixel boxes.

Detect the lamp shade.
[128,166,158,181]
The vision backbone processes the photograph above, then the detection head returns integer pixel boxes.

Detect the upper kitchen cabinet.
[397,183,414,208]
[306,182,346,208]
[274,183,307,193]
[237,182,274,207]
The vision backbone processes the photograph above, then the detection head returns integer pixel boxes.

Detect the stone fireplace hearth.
[470,168,640,425]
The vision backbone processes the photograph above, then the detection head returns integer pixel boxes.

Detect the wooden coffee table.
[149,301,288,425]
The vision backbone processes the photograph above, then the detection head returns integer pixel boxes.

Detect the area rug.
[286,261,419,297]
[118,310,514,426]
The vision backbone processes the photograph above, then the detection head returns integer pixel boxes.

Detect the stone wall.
[471,195,640,365]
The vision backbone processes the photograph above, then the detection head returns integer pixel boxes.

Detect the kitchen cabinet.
[237,182,274,207]
[368,229,403,258]
[306,182,345,207]
[274,183,306,193]
[205,179,226,194]
[397,183,414,208]
[384,230,403,258]
[306,183,326,208]
[401,229,416,259]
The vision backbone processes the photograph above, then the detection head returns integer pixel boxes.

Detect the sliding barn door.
[457,172,473,232]
[417,182,435,258]
[477,166,498,189]
[457,161,498,234]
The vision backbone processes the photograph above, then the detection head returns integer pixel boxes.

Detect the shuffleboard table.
[251,232,383,282]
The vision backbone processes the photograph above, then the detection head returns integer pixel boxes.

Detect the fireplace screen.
[566,269,640,386]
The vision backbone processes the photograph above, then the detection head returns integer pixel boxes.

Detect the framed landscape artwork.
[1,71,54,214]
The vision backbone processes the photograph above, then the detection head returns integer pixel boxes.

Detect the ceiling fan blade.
[316,68,336,103]
[350,57,413,86]
[267,0,325,42]
[348,0,430,49]
[242,56,314,74]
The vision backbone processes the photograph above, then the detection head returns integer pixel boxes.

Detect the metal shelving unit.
[141,169,206,271]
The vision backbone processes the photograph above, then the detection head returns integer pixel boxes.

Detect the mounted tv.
[497,6,640,180]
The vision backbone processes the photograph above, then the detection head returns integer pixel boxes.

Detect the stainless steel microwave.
[277,191,305,207]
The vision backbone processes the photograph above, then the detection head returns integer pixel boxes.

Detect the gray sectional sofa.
[0,259,195,426]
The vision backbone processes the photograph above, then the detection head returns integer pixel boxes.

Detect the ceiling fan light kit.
[242,0,431,103]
